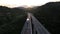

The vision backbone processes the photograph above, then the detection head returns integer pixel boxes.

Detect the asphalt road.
[21,13,32,34]
[21,13,50,34]
[31,14,50,34]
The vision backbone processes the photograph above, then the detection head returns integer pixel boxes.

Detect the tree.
[0,6,27,34]
[32,2,60,34]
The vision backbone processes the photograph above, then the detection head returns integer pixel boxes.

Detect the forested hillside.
[32,2,60,34]
[0,2,60,34]
[0,6,27,34]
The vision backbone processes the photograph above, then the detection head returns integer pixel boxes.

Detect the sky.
[0,0,60,8]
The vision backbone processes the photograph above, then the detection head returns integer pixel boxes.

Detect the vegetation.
[0,6,27,34]
[0,2,60,34]
[32,2,60,34]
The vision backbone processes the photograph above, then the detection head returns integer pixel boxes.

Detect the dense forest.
[0,6,27,34]
[32,2,60,34]
[0,2,60,34]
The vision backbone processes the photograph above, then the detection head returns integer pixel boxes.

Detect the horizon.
[0,0,60,8]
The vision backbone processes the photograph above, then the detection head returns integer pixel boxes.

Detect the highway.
[21,13,32,34]
[21,13,50,34]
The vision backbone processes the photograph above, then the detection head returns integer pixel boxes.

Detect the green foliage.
[0,2,60,34]
[0,6,27,34]
[32,2,60,34]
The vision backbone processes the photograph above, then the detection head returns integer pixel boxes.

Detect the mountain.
[0,6,27,34]
[32,2,60,34]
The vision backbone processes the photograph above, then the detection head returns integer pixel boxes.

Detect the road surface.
[21,13,50,34]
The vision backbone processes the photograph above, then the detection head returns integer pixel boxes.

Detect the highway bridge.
[21,13,50,34]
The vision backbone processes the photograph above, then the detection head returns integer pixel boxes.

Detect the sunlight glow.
[0,0,60,8]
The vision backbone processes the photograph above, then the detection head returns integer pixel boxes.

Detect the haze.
[0,0,60,8]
